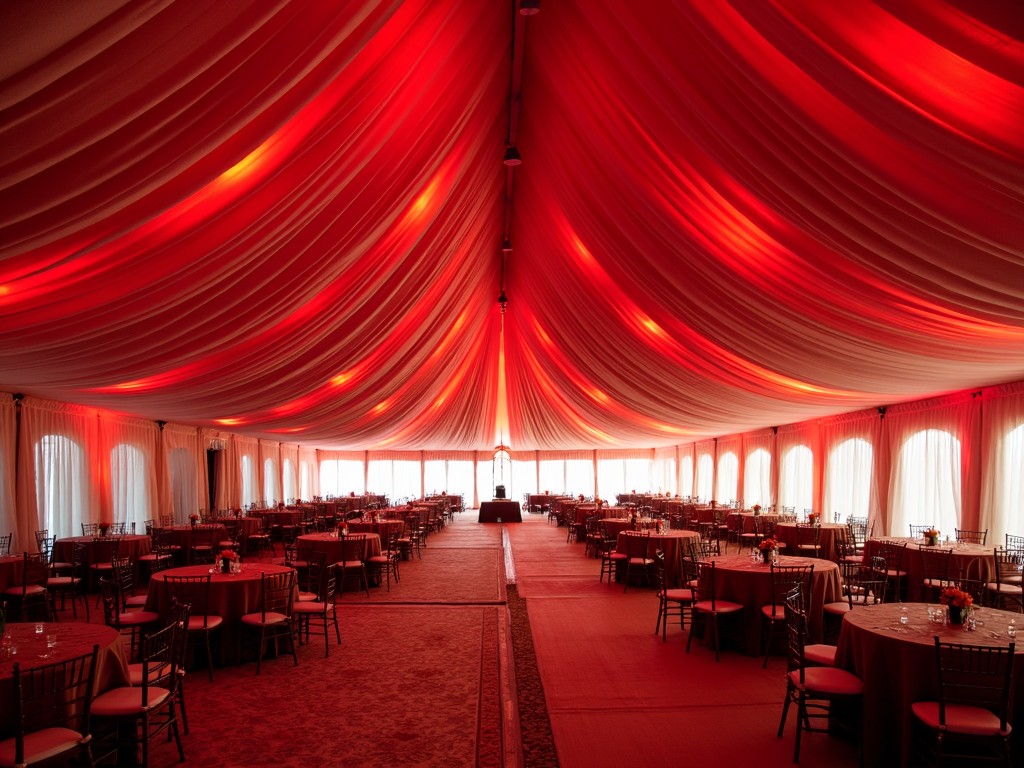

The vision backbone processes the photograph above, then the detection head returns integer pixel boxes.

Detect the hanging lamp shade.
[502,146,522,166]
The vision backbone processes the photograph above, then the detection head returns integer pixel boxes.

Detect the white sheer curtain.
[886,394,973,538]
[679,444,695,498]
[695,440,715,502]
[298,446,318,500]
[979,384,1024,546]
[716,437,741,505]
[0,394,16,549]
[742,431,773,509]
[280,443,299,502]
[653,446,677,496]
[777,422,817,514]
[17,397,99,541]
[163,425,206,522]
[234,435,260,508]
[820,412,880,525]
[259,440,281,505]
[102,414,160,533]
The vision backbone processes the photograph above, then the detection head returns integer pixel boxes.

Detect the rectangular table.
[478,500,522,523]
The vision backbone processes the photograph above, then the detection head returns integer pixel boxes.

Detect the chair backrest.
[1005,533,1024,552]
[769,563,814,612]
[98,577,124,626]
[909,524,932,540]
[691,560,720,606]
[110,555,137,607]
[22,552,49,588]
[918,546,952,579]
[840,558,887,607]
[993,547,1024,586]
[783,585,809,678]
[0,532,11,556]
[163,574,212,621]
[90,536,121,564]
[81,522,99,536]
[795,523,820,548]
[874,540,907,572]
[258,570,296,620]
[954,528,987,545]
[623,531,651,559]
[340,534,368,562]
[11,644,100,766]
[654,550,668,593]
[932,637,1015,731]
[137,616,180,707]
[34,529,49,548]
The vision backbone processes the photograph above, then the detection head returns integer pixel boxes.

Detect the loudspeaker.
[494,484,506,499]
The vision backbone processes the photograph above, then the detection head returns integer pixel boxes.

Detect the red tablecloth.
[160,525,228,554]
[296,532,382,562]
[707,554,842,655]
[775,523,847,562]
[835,602,1024,767]
[54,534,152,569]
[347,520,405,542]
[250,509,303,527]
[0,622,130,739]
[146,563,297,665]
[863,537,996,601]
[615,530,701,588]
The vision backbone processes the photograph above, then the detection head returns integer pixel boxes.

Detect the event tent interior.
[1,1,1022,544]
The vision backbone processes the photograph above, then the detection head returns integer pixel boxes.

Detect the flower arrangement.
[578,494,585,501]
[98,522,110,536]
[752,504,762,514]
[807,512,820,524]
[759,537,778,552]
[940,586,972,609]
[189,513,199,524]
[219,549,238,562]
[337,521,349,536]
[924,528,939,539]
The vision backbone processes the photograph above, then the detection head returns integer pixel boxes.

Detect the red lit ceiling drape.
[0,0,1021,450]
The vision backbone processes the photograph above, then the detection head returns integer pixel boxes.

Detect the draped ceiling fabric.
[1,0,1022,451]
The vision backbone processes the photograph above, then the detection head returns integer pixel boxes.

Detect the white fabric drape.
[234,435,261,507]
[742,431,773,509]
[694,440,715,501]
[162,425,206,524]
[101,414,160,532]
[979,384,1024,546]
[777,422,818,513]
[886,394,974,538]
[17,397,99,541]
[259,440,281,505]
[0,394,18,549]
[820,411,881,526]
[716,436,742,504]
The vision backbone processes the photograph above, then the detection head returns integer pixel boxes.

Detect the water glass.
[926,606,936,623]
[1009,619,1017,638]
[899,607,908,625]
[34,623,44,635]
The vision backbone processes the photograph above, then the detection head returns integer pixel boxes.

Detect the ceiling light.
[519,0,540,15]
[503,146,522,166]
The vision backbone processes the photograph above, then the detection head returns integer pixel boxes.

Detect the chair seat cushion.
[791,667,863,696]
[336,560,364,569]
[127,663,165,686]
[92,685,171,716]
[293,601,332,614]
[910,701,1011,737]
[823,601,852,616]
[3,584,46,596]
[46,576,81,588]
[186,615,223,631]
[137,552,173,561]
[694,599,743,613]
[117,610,161,626]
[297,591,318,602]
[804,643,837,666]
[761,604,784,621]
[627,557,653,565]
[366,555,389,564]
[240,611,290,626]
[0,727,86,767]
[663,589,691,602]
[125,594,149,607]
[605,552,627,561]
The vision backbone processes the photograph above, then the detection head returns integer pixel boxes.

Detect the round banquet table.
[296,532,382,562]
[250,509,303,527]
[0,622,130,739]
[160,524,228,553]
[835,602,1024,767]
[707,554,842,655]
[54,534,152,570]
[615,530,701,588]
[347,520,405,542]
[863,537,997,601]
[145,563,297,665]
[775,522,847,562]
[600,518,634,538]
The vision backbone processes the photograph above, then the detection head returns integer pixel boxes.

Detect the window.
[168,447,195,524]
[565,459,594,496]
[299,459,313,500]
[825,438,872,522]
[263,457,278,505]
[282,458,296,502]
[892,428,960,536]
[240,455,257,507]
[715,451,738,505]
[780,445,813,512]
[110,443,149,530]
[680,454,694,498]
[695,453,713,501]
[743,448,771,508]
[320,459,364,496]
[538,460,565,494]
[652,455,677,496]
[35,434,86,538]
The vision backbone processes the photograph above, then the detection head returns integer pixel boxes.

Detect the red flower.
[758,538,778,552]
[219,549,238,561]
[940,587,972,609]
